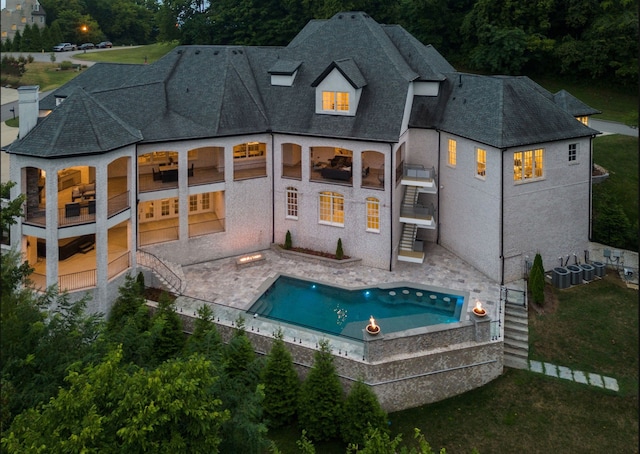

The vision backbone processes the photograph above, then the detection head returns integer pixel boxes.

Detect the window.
[447,139,457,167]
[173,198,179,215]
[233,142,265,159]
[189,195,198,212]
[513,149,544,181]
[476,148,486,178]
[322,91,349,112]
[161,200,170,216]
[319,191,344,226]
[576,116,588,125]
[366,197,380,232]
[201,193,210,210]
[144,202,154,219]
[568,143,578,162]
[286,187,298,219]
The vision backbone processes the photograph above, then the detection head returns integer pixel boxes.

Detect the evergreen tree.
[336,238,344,260]
[298,339,344,441]
[341,380,388,446]
[262,329,300,428]
[530,253,545,306]
[184,305,224,363]
[149,291,185,364]
[224,318,256,379]
[11,30,21,52]
[106,273,146,332]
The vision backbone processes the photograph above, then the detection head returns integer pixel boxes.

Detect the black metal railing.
[136,249,182,295]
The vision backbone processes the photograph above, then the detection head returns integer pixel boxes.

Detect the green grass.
[531,75,638,126]
[14,62,81,92]
[72,42,179,65]
[269,275,639,453]
[593,135,639,226]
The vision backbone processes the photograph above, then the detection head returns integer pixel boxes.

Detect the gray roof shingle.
[9,11,598,158]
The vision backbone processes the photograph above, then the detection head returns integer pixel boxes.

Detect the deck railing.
[137,249,182,295]
[24,191,130,228]
[29,251,131,293]
[139,225,179,246]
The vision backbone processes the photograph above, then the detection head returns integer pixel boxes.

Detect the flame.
[369,315,378,329]
[474,301,485,313]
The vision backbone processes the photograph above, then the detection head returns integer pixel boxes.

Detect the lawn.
[592,135,639,227]
[269,274,639,453]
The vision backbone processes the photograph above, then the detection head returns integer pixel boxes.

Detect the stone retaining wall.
[169,307,503,412]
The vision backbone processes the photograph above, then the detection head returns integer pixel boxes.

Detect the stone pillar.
[363,328,385,362]
[473,315,491,343]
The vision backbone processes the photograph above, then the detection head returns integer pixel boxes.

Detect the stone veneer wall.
[170,308,502,412]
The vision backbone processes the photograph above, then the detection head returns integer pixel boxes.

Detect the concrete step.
[504,320,528,334]
[504,338,529,352]
[504,354,529,370]
[504,329,529,350]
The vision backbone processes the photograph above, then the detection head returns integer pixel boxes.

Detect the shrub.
[262,330,300,428]
[284,230,292,250]
[341,380,388,446]
[298,339,344,441]
[136,271,145,292]
[59,60,74,71]
[336,238,344,260]
[530,253,545,306]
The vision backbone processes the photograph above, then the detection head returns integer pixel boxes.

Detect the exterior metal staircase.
[502,287,529,369]
[136,250,186,295]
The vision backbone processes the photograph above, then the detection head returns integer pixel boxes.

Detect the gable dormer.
[269,59,302,87]
[311,58,366,116]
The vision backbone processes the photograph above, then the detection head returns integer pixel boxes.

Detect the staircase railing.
[136,249,182,295]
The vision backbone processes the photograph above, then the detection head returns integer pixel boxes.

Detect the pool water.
[247,275,465,341]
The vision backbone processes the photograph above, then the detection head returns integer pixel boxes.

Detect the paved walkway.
[529,360,619,391]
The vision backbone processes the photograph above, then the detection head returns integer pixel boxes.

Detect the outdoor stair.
[136,250,187,296]
[503,302,529,369]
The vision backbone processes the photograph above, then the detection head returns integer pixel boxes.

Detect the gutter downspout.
[588,135,595,240]
[500,148,505,285]
[436,130,441,244]
[389,142,394,271]
[270,131,275,245]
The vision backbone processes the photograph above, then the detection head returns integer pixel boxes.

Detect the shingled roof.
[7,88,142,158]
[409,73,599,149]
[9,11,598,158]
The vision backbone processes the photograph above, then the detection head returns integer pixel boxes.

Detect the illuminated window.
[286,187,298,219]
[513,149,544,181]
[319,191,344,226]
[576,116,588,125]
[233,142,265,159]
[161,200,170,216]
[144,202,154,219]
[448,139,457,167]
[476,148,486,178]
[173,198,179,214]
[322,91,349,112]
[189,195,198,212]
[568,143,578,162]
[366,197,380,232]
[201,193,210,210]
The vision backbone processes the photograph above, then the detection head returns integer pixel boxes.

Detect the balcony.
[401,165,437,194]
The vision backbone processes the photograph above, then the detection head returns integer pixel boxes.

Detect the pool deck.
[173,242,509,358]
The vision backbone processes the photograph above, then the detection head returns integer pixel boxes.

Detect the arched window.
[286,187,298,219]
[366,197,380,232]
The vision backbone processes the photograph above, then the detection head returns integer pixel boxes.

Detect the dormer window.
[312,58,366,117]
[269,59,302,87]
[322,91,349,112]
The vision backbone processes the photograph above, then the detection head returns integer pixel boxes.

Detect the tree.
[262,329,300,428]
[184,304,224,362]
[341,379,388,446]
[298,339,344,441]
[529,253,545,306]
[1,348,229,453]
[1,182,26,250]
[336,238,344,260]
[149,291,185,364]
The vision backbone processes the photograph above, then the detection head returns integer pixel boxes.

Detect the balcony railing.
[139,225,179,246]
[188,217,225,238]
[28,251,131,293]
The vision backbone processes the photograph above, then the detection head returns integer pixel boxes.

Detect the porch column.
[46,168,59,288]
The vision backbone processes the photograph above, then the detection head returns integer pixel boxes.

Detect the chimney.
[18,85,40,139]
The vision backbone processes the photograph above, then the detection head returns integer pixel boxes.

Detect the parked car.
[53,43,75,52]
[78,43,95,51]
[97,41,112,48]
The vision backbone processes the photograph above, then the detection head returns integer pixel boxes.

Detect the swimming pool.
[247,275,467,341]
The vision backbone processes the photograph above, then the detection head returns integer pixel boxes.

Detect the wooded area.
[3,0,637,86]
